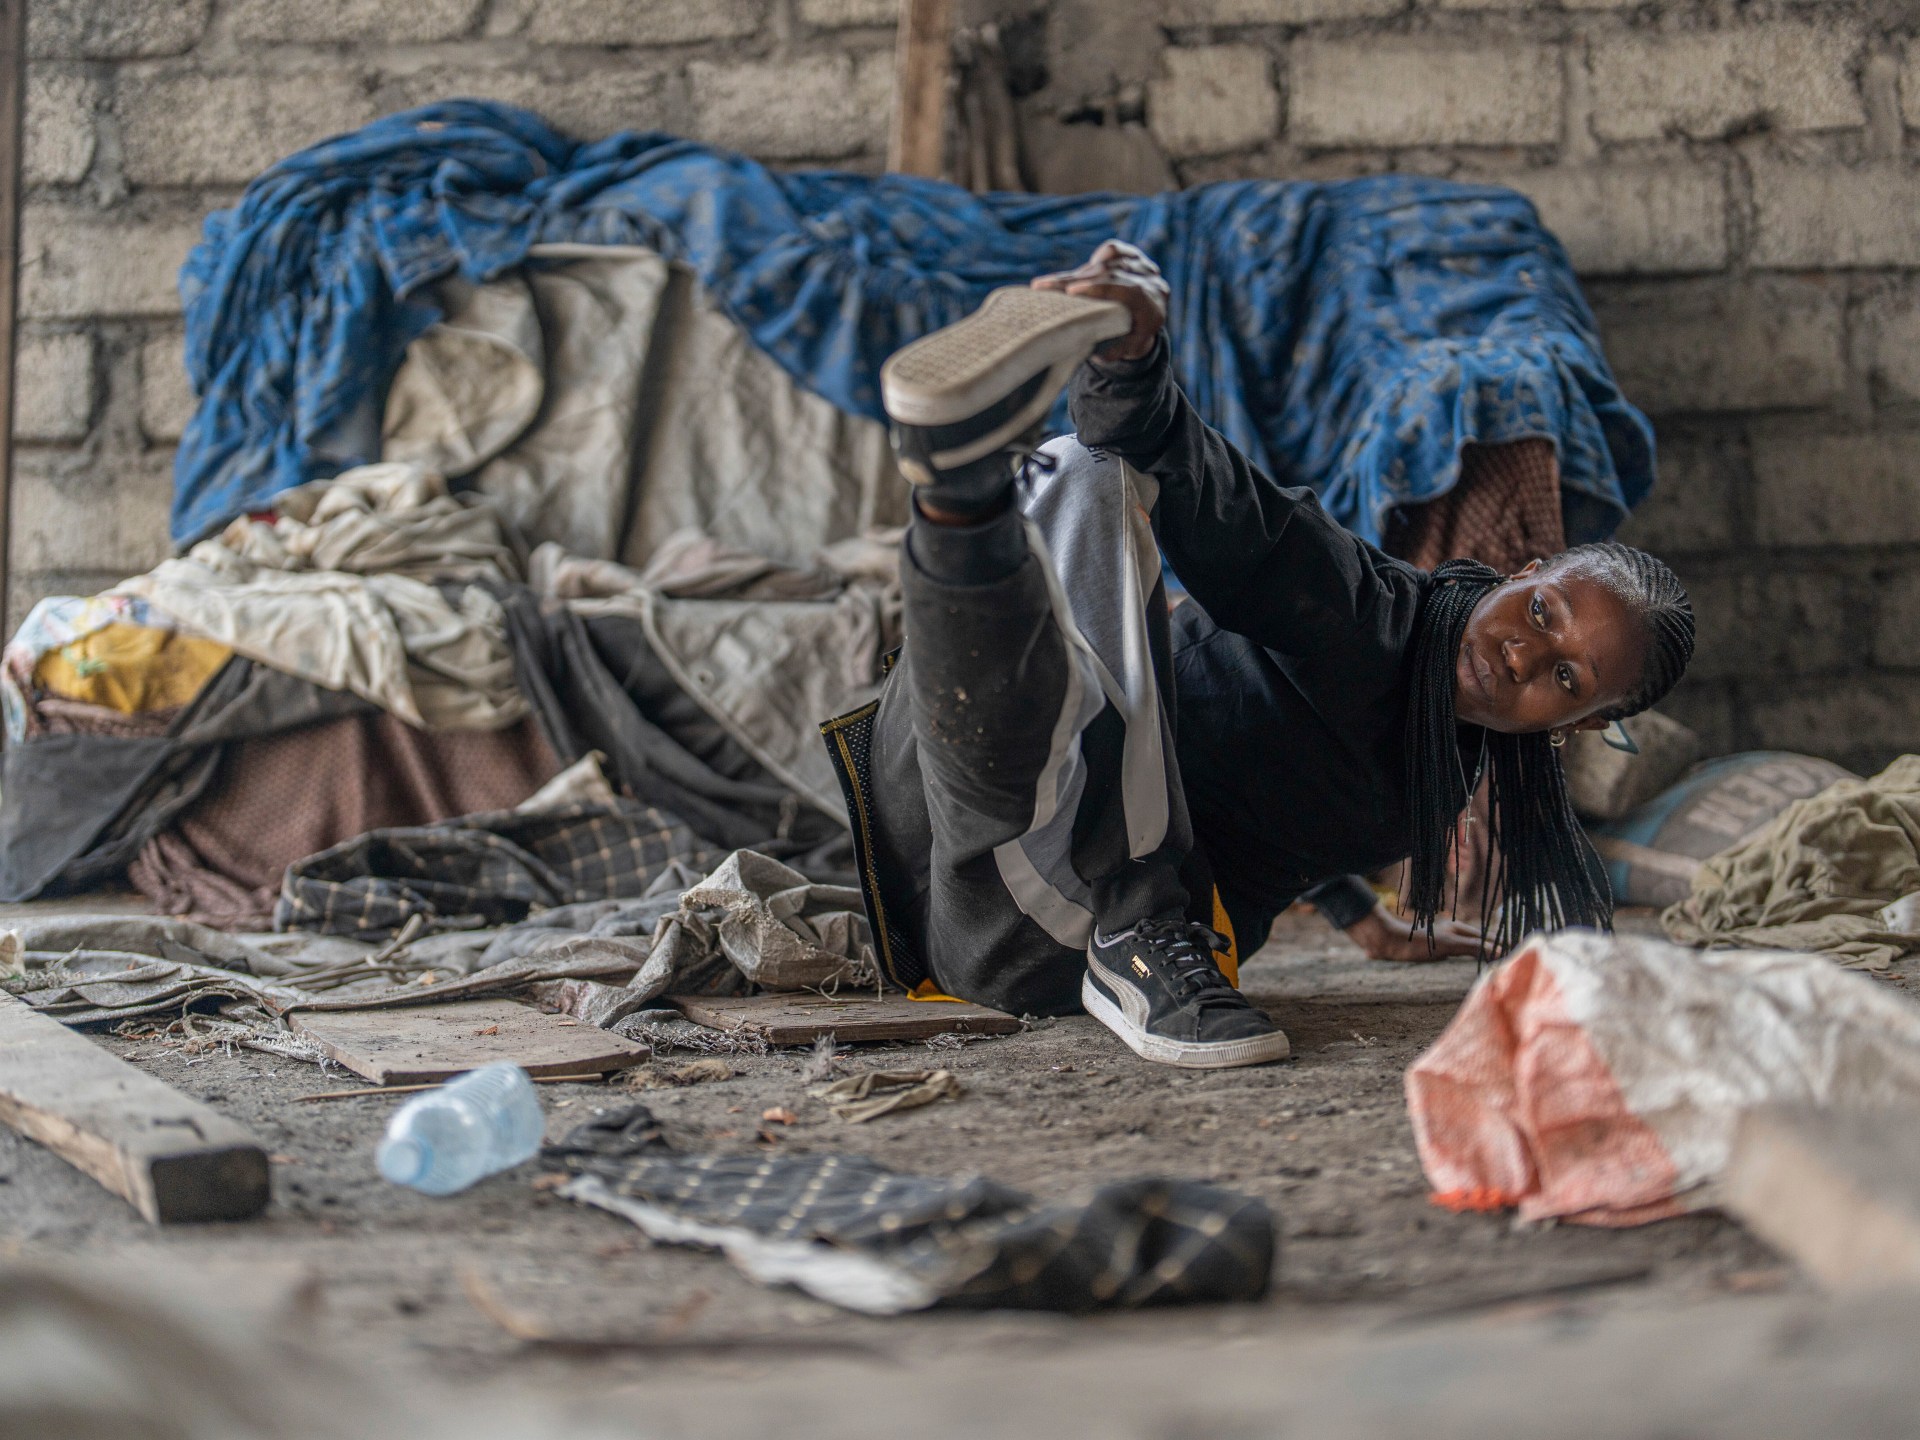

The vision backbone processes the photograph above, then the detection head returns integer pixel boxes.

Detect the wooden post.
[887,0,953,178]
[0,0,22,636]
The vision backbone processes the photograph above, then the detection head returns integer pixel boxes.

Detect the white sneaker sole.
[881,288,1131,473]
[1081,969,1292,1070]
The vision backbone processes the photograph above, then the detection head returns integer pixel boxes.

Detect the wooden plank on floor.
[668,990,1021,1045]
[1723,1105,1920,1291]
[289,999,651,1085]
[0,993,269,1224]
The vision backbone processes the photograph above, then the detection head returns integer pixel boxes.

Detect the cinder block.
[526,0,764,45]
[1682,570,1856,682]
[1498,165,1727,276]
[1588,25,1864,142]
[689,52,893,161]
[10,460,175,576]
[1726,1107,1920,1293]
[25,67,98,187]
[118,71,379,187]
[385,65,679,141]
[1594,280,1846,415]
[1874,572,1920,668]
[1753,432,1920,546]
[1747,676,1920,770]
[1613,436,1736,554]
[797,0,897,25]
[228,0,484,43]
[1168,0,1403,20]
[1750,162,1920,270]
[1291,39,1561,148]
[1869,292,1920,405]
[13,332,94,443]
[230,0,480,42]
[140,331,196,445]
[1147,46,1279,160]
[28,0,209,60]
[20,207,199,319]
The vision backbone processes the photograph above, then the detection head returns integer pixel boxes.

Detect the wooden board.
[1724,1105,1920,1291]
[886,0,953,177]
[289,999,651,1085]
[0,993,269,1224]
[668,991,1021,1046]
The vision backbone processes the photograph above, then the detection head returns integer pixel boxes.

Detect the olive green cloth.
[1662,755,1920,970]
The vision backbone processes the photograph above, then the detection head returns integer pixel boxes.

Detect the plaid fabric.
[132,711,557,929]
[275,801,718,936]
[548,1105,1274,1313]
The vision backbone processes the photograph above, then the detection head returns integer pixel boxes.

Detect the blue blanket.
[174,101,1653,548]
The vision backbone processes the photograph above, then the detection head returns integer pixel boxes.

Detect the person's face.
[1453,561,1649,735]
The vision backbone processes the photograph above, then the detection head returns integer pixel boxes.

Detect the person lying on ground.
[823,241,1694,1070]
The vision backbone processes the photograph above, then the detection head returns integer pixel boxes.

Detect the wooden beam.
[0,994,270,1224]
[669,989,1020,1045]
[887,0,954,178]
[0,0,22,634]
[1724,1105,1920,1291]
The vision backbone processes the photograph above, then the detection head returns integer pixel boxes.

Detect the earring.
[1549,730,1568,748]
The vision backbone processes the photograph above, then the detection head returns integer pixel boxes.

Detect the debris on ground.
[545,1104,1273,1314]
[817,1069,963,1123]
[1408,929,1920,1225]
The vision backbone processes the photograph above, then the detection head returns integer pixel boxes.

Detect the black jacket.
[1073,340,1433,949]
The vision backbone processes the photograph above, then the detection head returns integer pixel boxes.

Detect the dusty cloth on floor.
[0,660,375,903]
[275,800,720,937]
[820,1069,963,1122]
[32,623,232,715]
[549,1103,1275,1314]
[8,851,875,1030]
[1662,755,1920,969]
[1406,929,1920,1226]
[1383,438,1566,576]
[535,532,900,824]
[129,713,557,929]
[384,246,905,568]
[117,464,526,732]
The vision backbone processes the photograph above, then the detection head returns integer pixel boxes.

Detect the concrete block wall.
[14,0,1920,774]
[10,0,902,624]
[1021,0,1920,775]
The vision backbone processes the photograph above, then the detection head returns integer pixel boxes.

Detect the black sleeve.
[1300,875,1380,931]
[1069,339,1426,663]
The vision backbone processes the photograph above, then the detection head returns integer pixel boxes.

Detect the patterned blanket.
[173,100,1653,548]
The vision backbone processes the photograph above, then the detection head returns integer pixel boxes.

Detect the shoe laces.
[1128,917,1237,1003]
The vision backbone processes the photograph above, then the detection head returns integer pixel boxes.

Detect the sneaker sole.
[1081,970,1292,1070]
[882,288,1131,472]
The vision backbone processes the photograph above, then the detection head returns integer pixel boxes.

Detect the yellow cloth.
[1662,754,1920,970]
[33,623,231,714]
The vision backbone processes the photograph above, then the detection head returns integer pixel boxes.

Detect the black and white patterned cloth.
[546,1106,1275,1314]
[275,802,717,937]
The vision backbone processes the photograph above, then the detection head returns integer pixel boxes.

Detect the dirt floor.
[0,903,1850,1435]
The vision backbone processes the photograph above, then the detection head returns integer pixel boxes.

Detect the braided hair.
[1403,544,1695,956]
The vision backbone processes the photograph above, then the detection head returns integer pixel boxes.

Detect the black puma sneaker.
[1082,917,1292,1069]
[881,286,1130,511]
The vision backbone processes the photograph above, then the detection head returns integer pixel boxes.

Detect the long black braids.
[1403,546,1695,957]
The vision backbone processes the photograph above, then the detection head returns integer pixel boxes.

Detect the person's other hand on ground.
[1345,904,1486,962]
[1032,239,1168,363]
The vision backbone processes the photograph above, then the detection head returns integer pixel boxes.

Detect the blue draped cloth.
[173,100,1653,548]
